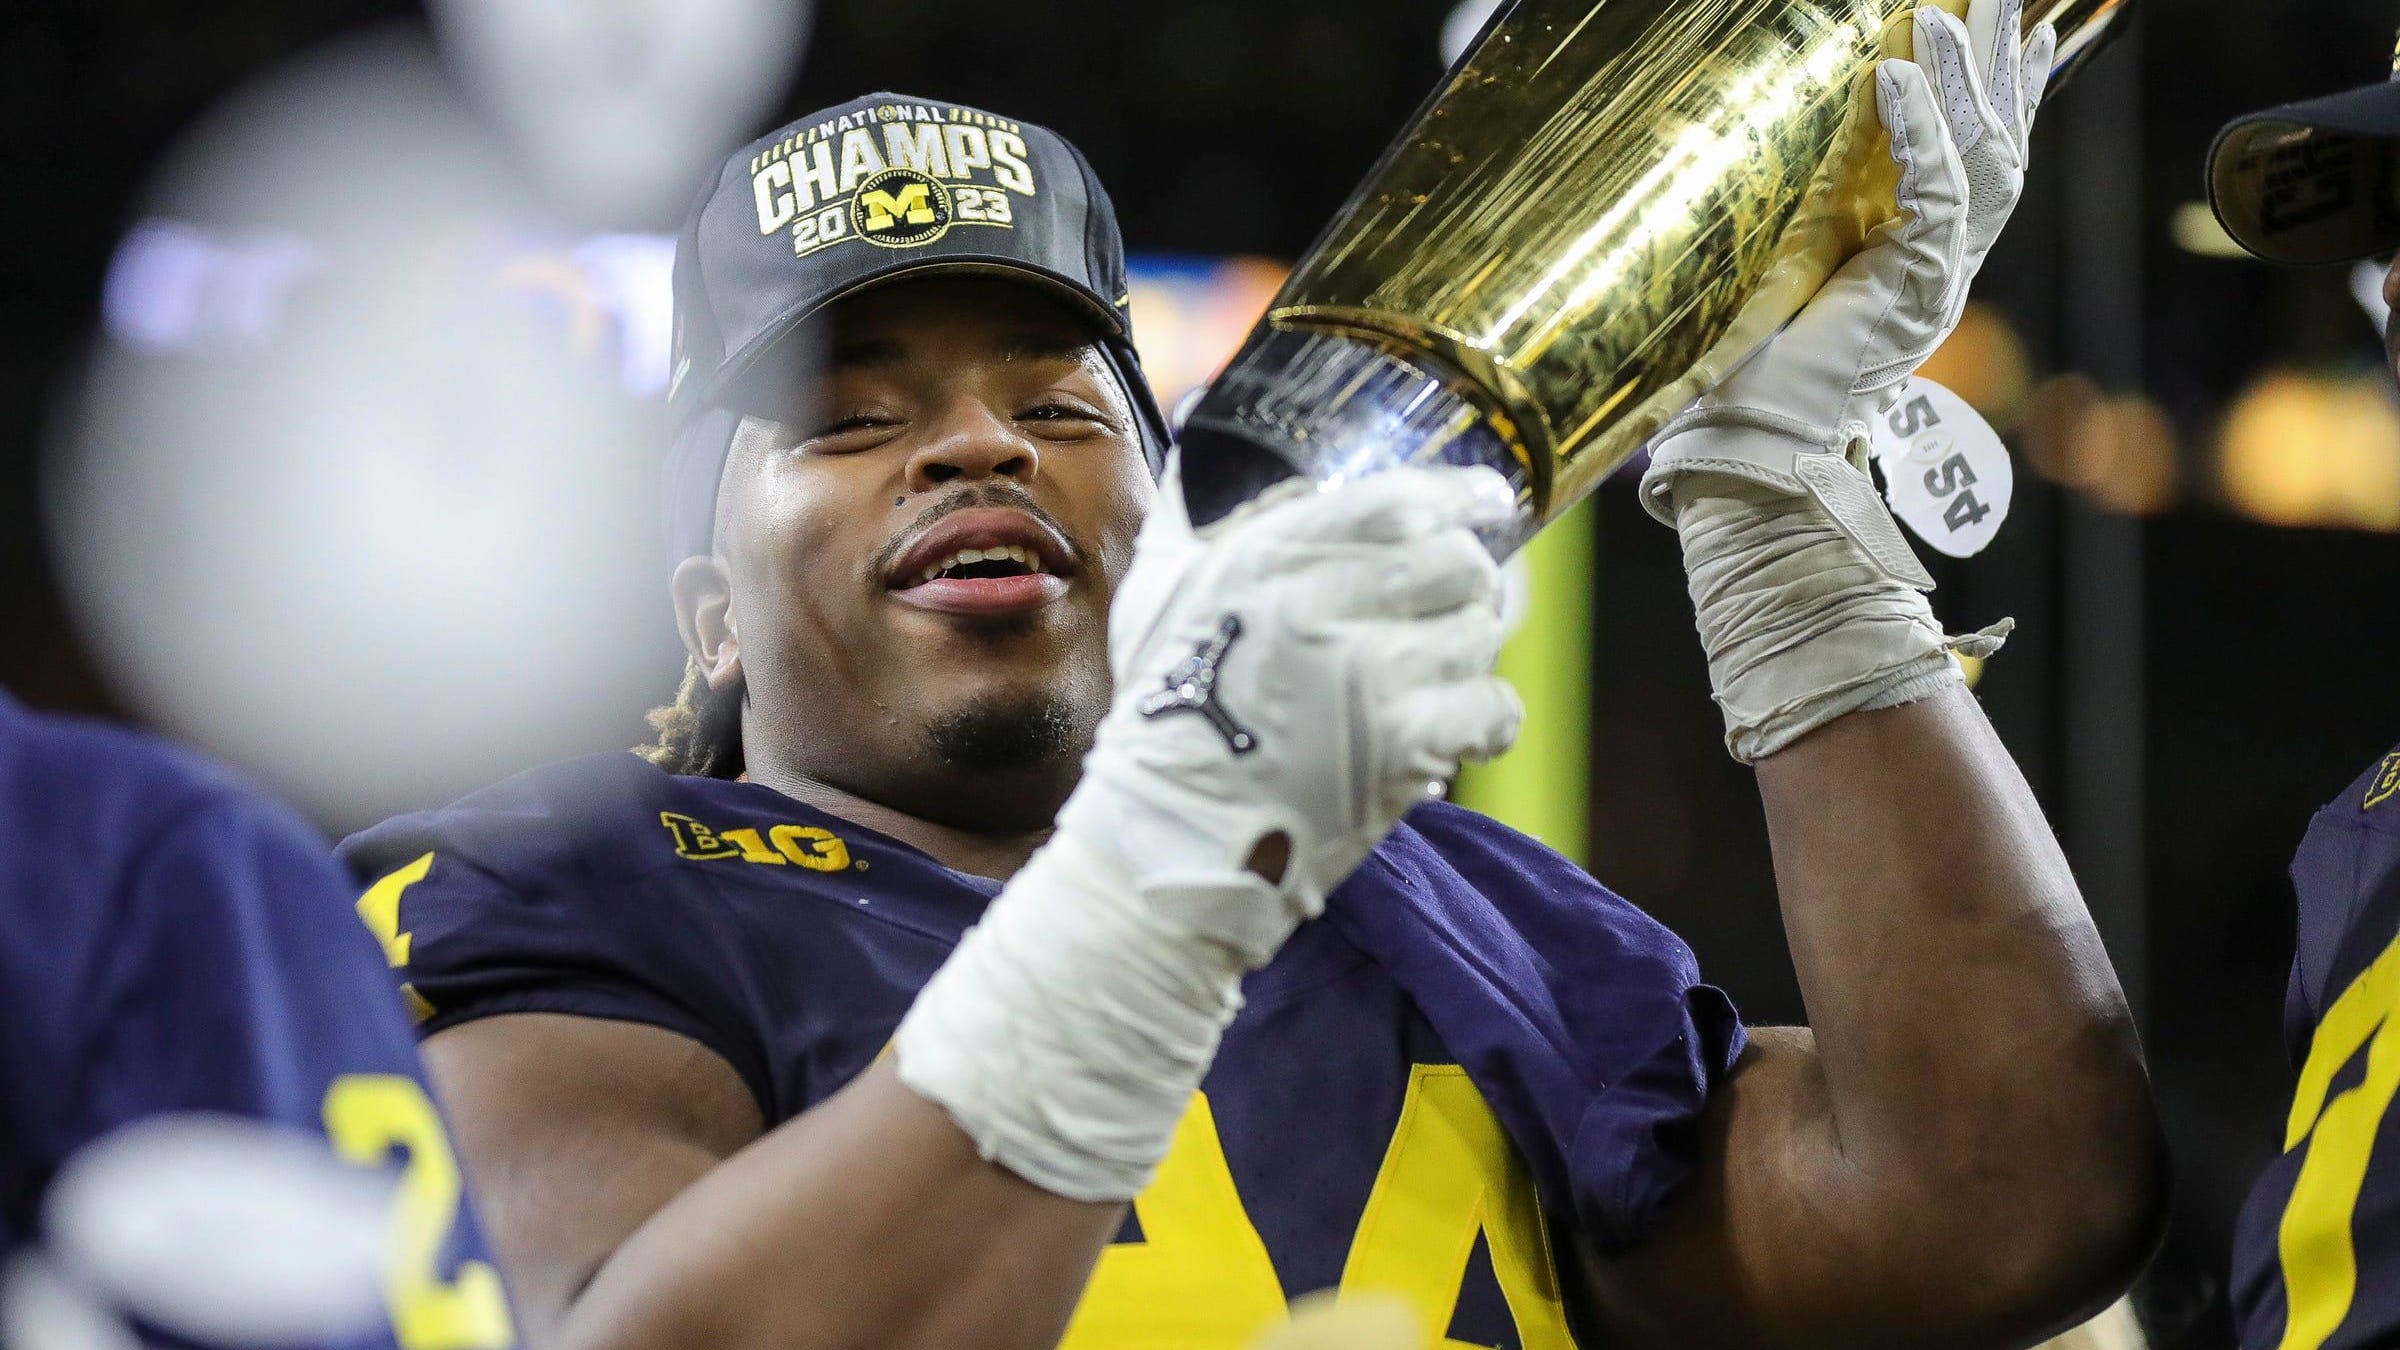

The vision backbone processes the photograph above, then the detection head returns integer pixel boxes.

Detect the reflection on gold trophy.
[1178,0,2130,551]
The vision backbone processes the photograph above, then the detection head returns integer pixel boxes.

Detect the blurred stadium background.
[2,1,2393,1344]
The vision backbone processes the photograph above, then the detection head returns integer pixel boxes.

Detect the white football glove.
[898,461,1523,1201]
[1069,458,1524,921]
[1640,0,2051,762]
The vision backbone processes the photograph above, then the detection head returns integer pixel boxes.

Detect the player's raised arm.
[1586,4,2166,1345]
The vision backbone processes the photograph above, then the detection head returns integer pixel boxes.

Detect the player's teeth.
[910,544,1053,583]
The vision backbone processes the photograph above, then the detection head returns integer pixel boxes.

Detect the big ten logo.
[661,812,854,872]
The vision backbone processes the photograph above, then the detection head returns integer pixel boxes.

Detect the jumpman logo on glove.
[1137,616,1259,755]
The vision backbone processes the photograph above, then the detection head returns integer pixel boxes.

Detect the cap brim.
[684,255,1130,418]
[2210,81,2400,266]
[662,254,1166,561]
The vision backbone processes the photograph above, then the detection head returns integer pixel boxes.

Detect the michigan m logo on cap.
[862,182,934,228]
[853,169,954,249]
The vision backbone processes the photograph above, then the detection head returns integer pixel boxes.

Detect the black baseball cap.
[663,92,1171,559]
[2210,40,2400,266]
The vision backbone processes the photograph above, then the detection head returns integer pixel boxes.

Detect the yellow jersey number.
[322,1074,515,1349]
[343,854,515,1348]
[2276,932,2400,1350]
[1060,1065,1575,1349]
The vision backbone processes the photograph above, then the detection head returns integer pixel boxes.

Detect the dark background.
[6,2,2396,1344]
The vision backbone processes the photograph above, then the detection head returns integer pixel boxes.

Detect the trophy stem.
[1178,328,1538,557]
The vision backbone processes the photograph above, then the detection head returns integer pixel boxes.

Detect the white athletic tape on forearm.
[894,831,1281,1203]
[1666,466,2008,764]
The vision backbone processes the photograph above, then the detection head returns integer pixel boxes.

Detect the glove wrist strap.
[1659,467,2009,764]
[894,830,1286,1203]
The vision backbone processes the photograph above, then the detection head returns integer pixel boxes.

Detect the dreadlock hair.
[637,657,746,779]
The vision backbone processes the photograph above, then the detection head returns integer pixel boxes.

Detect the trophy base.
[1177,328,1539,558]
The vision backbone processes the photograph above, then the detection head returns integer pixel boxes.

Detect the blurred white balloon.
[40,1116,392,1347]
[48,11,809,827]
[430,0,810,222]
[2,1255,142,1350]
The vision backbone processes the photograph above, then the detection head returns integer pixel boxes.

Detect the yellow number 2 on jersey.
[323,1076,515,1350]
[2277,934,2400,1350]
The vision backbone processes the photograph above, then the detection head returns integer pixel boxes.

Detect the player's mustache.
[871,482,1084,579]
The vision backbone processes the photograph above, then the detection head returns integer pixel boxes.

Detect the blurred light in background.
[99,226,1274,414]
[102,221,318,353]
[2169,201,2251,261]
[1920,302,2036,430]
[1126,256,1290,415]
[2218,370,2400,531]
[2022,374,2183,516]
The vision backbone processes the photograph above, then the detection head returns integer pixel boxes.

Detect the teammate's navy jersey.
[342,753,1745,1348]
[0,691,514,1350]
[2234,743,2400,1350]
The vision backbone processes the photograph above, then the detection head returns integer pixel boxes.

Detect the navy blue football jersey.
[2234,743,2400,1350]
[342,753,1745,1348]
[0,691,514,1350]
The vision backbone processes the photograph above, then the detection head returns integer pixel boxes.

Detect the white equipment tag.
[1871,379,2013,559]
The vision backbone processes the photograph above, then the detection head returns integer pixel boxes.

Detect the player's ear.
[671,555,743,692]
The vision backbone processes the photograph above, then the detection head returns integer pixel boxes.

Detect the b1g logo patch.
[661,811,857,872]
[852,169,954,250]
[2365,752,2400,811]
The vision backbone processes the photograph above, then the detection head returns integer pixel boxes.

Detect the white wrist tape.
[1661,444,2009,764]
[893,830,1289,1203]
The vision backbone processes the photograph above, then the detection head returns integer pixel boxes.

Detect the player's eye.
[810,412,899,445]
[1019,399,1112,432]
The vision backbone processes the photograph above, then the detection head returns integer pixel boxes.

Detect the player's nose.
[904,397,1037,491]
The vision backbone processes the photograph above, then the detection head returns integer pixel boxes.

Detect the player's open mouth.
[906,543,1053,587]
[885,507,1075,618]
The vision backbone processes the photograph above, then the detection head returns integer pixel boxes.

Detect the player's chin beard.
[925,691,1078,775]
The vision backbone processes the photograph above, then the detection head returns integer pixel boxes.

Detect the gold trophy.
[1178,0,2130,551]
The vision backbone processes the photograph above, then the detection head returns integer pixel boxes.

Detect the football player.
[0,687,515,1348]
[344,5,2163,1345]
[2209,45,2400,1349]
